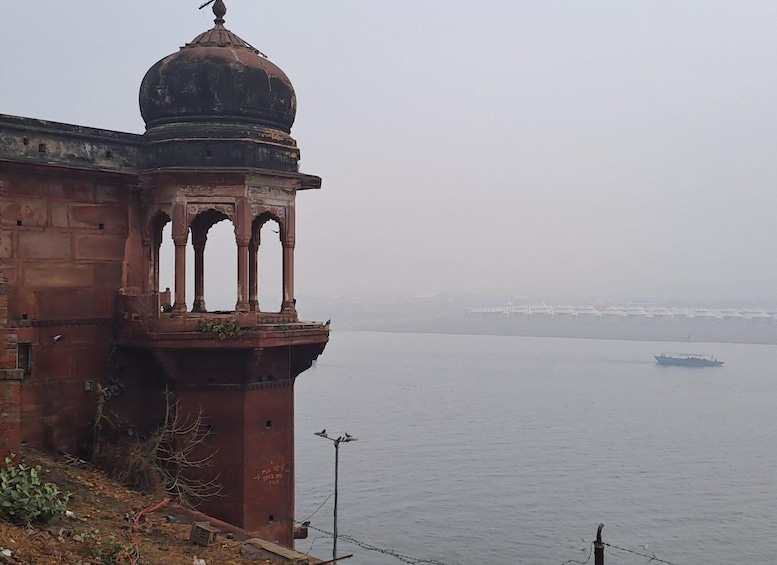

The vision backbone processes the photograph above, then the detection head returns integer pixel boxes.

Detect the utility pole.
[315,430,358,562]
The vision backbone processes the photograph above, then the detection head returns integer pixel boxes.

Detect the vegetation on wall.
[197,318,244,340]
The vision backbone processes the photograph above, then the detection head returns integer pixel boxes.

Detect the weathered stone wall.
[0,169,131,321]
[0,152,137,453]
[0,294,23,461]
[0,114,143,173]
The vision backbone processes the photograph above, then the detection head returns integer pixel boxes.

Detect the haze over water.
[3,4,776,563]
[5,2,777,303]
[295,331,777,565]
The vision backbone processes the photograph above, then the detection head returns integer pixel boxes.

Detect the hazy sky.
[3,1,777,305]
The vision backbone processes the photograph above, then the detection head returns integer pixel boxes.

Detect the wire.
[561,542,593,565]
[305,524,452,565]
[605,542,681,565]
[301,522,683,565]
[298,491,335,523]
[298,508,692,565]
[303,535,330,556]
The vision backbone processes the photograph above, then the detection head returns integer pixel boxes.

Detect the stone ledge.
[0,369,23,381]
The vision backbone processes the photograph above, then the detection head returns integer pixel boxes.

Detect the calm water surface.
[295,332,777,564]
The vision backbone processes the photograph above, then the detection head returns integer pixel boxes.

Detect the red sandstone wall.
[242,384,295,545]
[0,294,22,460]
[173,383,296,546]
[0,172,129,320]
[0,168,134,453]
[21,323,114,451]
[133,344,300,546]
[0,380,20,461]
[175,388,246,526]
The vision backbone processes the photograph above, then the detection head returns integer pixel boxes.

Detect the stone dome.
[139,2,296,133]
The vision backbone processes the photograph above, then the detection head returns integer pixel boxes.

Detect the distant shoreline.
[338,314,777,345]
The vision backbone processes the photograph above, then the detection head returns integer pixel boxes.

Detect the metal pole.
[594,523,604,565]
[333,440,339,563]
[315,431,356,563]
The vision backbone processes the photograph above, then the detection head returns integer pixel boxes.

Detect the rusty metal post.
[594,523,605,565]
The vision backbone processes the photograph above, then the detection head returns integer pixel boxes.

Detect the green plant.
[89,532,133,565]
[0,455,71,525]
[197,318,244,340]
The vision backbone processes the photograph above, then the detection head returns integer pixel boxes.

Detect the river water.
[294,331,777,564]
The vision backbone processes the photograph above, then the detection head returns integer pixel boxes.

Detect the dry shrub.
[91,388,221,506]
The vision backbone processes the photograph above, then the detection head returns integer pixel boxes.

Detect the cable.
[605,542,681,565]
[298,491,335,523]
[301,523,682,565]
[303,535,330,556]
[305,524,453,565]
[561,542,593,565]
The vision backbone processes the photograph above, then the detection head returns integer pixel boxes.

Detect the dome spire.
[213,0,227,24]
[199,0,227,25]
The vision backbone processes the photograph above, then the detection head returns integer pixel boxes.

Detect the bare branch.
[90,388,222,505]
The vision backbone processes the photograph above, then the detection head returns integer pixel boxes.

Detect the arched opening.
[149,211,173,310]
[158,221,190,311]
[153,207,244,314]
[252,214,283,312]
[202,220,237,312]
[190,210,236,313]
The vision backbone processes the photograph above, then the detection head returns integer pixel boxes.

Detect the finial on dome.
[198,0,227,25]
[213,0,227,24]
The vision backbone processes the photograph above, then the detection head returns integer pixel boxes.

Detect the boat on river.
[654,353,724,367]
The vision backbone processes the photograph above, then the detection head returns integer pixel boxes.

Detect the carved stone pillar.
[234,197,251,313]
[236,237,250,312]
[173,236,188,313]
[248,239,259,312]
[142,235,155,293]
[171,202,189,313]
[281,241,295,314]
[192,229,208,313]
[281,206,296,315]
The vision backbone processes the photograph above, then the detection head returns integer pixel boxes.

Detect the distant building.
[0,0,327,547]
